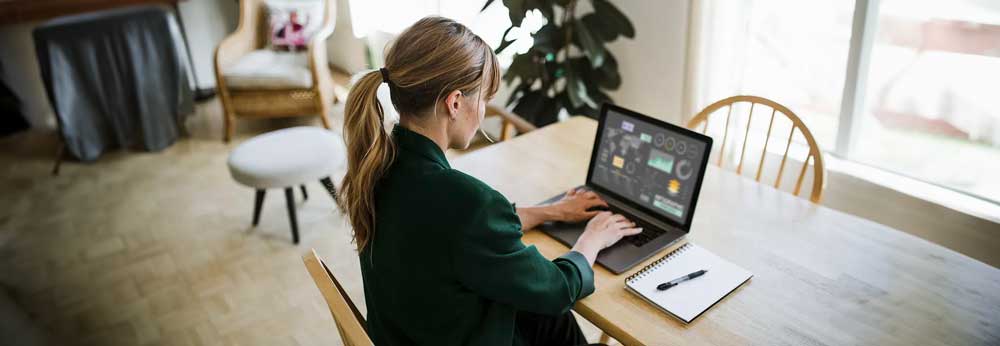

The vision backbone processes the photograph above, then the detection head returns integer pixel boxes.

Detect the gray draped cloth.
[34,4,194,161]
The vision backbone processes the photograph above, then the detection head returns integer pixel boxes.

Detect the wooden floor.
[0,88,995,345]
[0,100,352,345]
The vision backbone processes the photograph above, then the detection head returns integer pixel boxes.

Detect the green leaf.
[580,14,611,42]
[567,56,615,91]
[565,67,597,109]
[496,38,516,54]
[512,89,560,126]
[540,58,559,91]
[506,83,532,107]
[505,52,538,85]
[480,0,496,12]
[592,0,634,39]
[505,0,557,27]
[531,24,565,54]
[495,26,515,54]
[565,86,611,119]
[572,19,605,68]
[587,85,613,106]
[596,51,620,89]
[533,0,555,20]
[504,0,527,26]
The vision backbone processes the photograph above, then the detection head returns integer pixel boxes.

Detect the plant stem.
[563,0,577,59]
[559,0,577,95]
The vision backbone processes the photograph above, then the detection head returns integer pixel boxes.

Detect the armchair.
[214,0,338,142]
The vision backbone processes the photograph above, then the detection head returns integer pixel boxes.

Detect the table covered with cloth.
[33,4,194,161]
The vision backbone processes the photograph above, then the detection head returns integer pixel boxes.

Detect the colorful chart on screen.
[591,109,707,224]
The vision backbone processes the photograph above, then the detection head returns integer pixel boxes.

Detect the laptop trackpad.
[538,221,586,248]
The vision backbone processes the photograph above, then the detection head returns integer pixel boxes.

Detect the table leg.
[171,2,211,100]
[300,184,308,201]
[51,142,65,176]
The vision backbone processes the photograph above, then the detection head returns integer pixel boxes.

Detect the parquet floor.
[0,100,355,345]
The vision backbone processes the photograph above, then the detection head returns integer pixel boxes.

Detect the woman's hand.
[571,212,643,266]
[549,188,608,223]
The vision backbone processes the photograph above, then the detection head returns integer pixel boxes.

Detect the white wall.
[605,0,691,125]
[326,0,369,73]
[176,0,239,89]
[0,21,56,129]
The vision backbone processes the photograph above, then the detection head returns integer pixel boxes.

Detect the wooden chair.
[486,104,537,141]
[686,95,826,203]
[302,249,372,346]
[214,0,338,142]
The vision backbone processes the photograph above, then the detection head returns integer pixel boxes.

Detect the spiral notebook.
[625,242,752,323]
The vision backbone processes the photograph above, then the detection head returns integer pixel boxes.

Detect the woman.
[338,17,641,346]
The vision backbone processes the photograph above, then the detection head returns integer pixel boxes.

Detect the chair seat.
[228,127,345,189]
[223,49,313,90]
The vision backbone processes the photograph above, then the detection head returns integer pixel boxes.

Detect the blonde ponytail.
[338,70,395,251]
[338,16,501,251]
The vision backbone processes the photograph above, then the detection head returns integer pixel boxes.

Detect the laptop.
[538,103,713,274]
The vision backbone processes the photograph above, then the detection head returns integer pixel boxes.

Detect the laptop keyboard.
[565,189,674,248]
[625,217,667,247]
[600,204,670,247]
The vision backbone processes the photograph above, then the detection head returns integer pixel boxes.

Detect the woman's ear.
[444,90,463,119]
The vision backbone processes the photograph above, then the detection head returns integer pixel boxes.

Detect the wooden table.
[451,116,1000,346]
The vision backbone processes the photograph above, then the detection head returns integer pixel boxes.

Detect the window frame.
[834,0,879,159]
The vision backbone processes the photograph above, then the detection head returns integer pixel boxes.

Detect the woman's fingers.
[580,210,600,219]
[619,227,643,237]
[611,222,637,236]
[585,198,608,209]
[601,214,625,227]
[593,211,612,222]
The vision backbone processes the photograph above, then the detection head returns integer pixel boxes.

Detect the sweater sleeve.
[451,185,595,316]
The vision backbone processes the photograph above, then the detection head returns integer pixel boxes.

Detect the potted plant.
[483,0,634,126]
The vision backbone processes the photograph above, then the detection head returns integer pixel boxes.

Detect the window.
[694,0,1000,205]
[854,0,1000,204]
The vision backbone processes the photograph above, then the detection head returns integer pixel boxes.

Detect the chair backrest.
[686,95,826,203]
[302,249,373,346]
[485,104,537,141]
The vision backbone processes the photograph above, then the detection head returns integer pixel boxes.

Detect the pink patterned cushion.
[266,0,324,51]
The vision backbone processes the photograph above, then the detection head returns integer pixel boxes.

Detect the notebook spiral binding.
[626,243,692,284]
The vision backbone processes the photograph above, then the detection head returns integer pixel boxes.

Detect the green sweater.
[359,125,595,346]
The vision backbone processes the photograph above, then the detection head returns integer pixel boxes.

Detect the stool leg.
[285,188,299,244]
[300,184,308,201]
[320,177,338,204]
[252,189,265,226]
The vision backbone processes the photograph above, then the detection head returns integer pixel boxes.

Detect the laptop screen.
[588,105,711,228]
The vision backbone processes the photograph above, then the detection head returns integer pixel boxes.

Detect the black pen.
[656,269,707,291]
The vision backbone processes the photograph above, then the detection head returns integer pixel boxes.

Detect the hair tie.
[379,67,391,85]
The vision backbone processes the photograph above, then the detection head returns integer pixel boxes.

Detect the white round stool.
[227,126,345,243]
